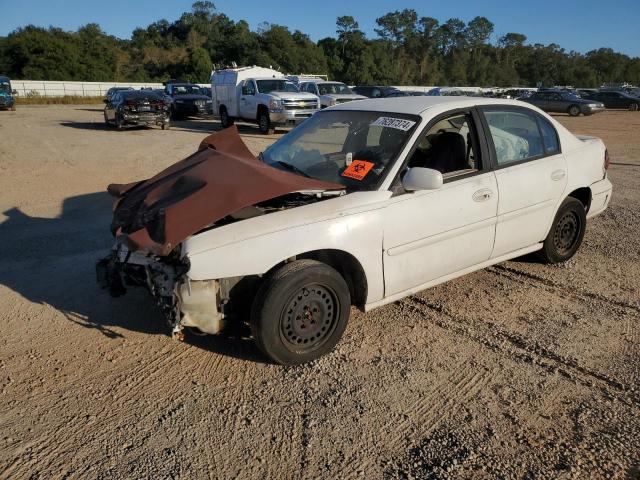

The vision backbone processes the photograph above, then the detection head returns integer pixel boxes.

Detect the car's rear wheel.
[258,110,275,135]
[115,113,124,130]
[250,260,351,365]
[568,105,581,117]
[10,104,16,111]
[537,197,586,264]
[161,121,170,130]
[220,106,234,128]
[629,102,639,112]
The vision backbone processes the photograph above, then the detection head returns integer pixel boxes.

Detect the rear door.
[479,106,567,258]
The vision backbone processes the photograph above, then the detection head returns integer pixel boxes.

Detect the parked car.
[97,97,612,365]
[0,76,17,111]
[585,91,640,111]
[352,86,403,98]
[103,90,170,130]
[105,86,133,103]
[164,82,213,119]
[299,80,366,108]
[521,90,605,116]
[212,66,320,134]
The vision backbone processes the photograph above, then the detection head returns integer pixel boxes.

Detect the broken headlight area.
[96,245,189,333]
[96,245,257,339]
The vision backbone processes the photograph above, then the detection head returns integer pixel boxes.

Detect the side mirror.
[103,99,109,104]
[402,167,443,191]
[12,90,18,95]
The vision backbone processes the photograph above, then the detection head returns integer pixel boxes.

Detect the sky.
[1,0,639,57]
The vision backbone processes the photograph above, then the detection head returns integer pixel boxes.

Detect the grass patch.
[16,96,103,105]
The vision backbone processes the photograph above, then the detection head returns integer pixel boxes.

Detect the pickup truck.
[299,80,366,108]
[97,96,612,365]
[212,66,320,134]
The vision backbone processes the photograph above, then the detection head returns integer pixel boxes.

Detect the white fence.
[11,80,209,97]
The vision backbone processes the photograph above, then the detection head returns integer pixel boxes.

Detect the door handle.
[551,169,566,181]
[472,189,493,202]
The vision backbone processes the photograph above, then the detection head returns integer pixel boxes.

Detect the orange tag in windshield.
[341,160,374,181]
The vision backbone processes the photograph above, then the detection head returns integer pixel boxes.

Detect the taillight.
[604,148,610,170]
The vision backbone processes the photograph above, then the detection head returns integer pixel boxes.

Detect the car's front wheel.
[537,197,586,264]
[251,260,351,365]
[568,105,581,117]
[258,110,275,135]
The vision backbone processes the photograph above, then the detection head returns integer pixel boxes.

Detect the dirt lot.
[0,106,638,479]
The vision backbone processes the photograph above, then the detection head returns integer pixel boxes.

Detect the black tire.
[258,109,275,135]
[161,121,170,130]
[629,102,639,112]
[10,104,16,111]
[537,197,586,264]
[250,260,351,365]
[568,105,581,117]
[219,106,234,128]
[115,112,124,130]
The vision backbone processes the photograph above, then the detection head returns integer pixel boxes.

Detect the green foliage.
[0,2,638,88]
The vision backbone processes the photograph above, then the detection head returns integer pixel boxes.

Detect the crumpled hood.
[107,126,344,255]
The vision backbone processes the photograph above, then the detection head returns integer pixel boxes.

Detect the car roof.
[0,75,11,83]
[330,96,541,115]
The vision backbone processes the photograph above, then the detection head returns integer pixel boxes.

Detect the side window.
[483,109,545,166]
[371,88,381,98]
[407,112,481,177]
[537,117,559,155]
[242,81,255,95]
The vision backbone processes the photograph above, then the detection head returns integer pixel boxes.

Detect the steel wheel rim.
[280,284,340,353]
[570,107,579,116]
[553,211,580,254]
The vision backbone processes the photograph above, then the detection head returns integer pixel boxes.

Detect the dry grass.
[16,96,103,105]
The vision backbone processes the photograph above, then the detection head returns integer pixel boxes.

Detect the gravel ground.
[0,106,638,479]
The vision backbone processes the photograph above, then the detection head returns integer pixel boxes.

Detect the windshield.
[173,85,203,95]
[318,83,353,95]
[0,82,10,93]
[256,80,299,94]
[261,110,420,190]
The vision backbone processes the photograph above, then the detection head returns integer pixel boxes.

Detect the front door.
[239,80,256,119]
[383,110,498,297]
[480,106,567,257]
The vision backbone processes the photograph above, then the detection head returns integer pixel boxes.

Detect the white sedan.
[98,97,613,365]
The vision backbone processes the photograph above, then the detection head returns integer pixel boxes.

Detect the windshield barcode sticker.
[371,116,416,131]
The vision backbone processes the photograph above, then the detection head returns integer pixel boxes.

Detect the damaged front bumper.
[96,244,226,337]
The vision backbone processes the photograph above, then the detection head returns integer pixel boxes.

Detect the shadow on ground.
[0,191,264,362]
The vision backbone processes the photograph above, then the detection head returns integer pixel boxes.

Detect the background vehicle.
[0,76,17,111]
[164,82,212,119]
[521,90,604,116]
[104,86,133,103]
[103,90,170,130]
[211,66,320,134]
[98,97,612,365]
[299,80,366,108]
[352,86,403,98]
[585,91,640,111]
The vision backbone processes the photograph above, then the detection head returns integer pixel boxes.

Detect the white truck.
[298,78,367,108]
[211,66,320,134]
